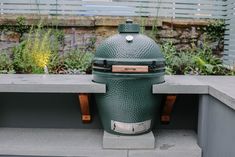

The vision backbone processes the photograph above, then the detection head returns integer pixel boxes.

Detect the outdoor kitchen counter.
[0,74,105,93]
[0,74,234,157]
[153,76,235,157]
[0,74,234,110]
[153,75,235,111]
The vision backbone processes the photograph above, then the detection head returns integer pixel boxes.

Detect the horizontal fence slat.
[88,0,227,5]
[224,41,235,46]
[225,25,235,30]
[0,5,63,10]
[224,50,235,53]
[223,56,235,60]
[0,2,227,9]
[0,5,228,10]
[224,45,235,50]
[225,29,235,34]
[224,33,235,38]
[0,0,228,5]
[224,37,235,41]
[225,21,235,25]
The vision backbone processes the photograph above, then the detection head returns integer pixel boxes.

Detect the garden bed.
[1,16,233,76]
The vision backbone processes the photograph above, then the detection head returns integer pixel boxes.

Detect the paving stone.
[0,128,127,157]
[103,131,155,149]
[129,130,201,157]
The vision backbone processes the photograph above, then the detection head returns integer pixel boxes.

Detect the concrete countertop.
[153,75,235,111]
[0,74,105,93]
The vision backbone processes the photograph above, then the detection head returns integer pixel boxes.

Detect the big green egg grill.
[92,19,165,135]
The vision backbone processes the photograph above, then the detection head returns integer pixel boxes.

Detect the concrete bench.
[0,74,105,93]
[153,75,235,110]
[153,75,235,157]
[0,74,234,157]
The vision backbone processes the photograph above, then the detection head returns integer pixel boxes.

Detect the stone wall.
[0,15,221,54]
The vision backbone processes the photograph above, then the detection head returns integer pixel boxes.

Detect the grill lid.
[93,19,165,74]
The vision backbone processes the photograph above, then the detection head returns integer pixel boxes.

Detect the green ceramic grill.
[92,19,165,135]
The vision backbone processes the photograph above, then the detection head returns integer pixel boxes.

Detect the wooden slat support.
[161,95,177,124]
[78,93,91,123]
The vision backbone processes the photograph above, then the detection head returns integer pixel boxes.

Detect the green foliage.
[51,29,65,45]
[15,16,30,41]
[9,25,93,74]
[193,45,224,75]
[161,42,193,75]
[140,17,147,34]
[0,51,14,74]
[139,17,159,39]
[0,16,30,41]
[203,20,225,41]
[139,0,160,38]
[85,36,96,51]
[64,49,94,73]
[0,18,95,74]
[161,41,233,75]
[12,41,32,73]
[12,26,57,74]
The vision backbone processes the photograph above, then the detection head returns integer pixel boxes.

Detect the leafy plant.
[13,26,58,74]
[12,41,32,73]
[0,16,30,42]
[85,36,96,52]
[64,49,94,73]
[15,16,30,41]
[192,44,231,75]
[203,20,225,41]
[161,42,192,74]
[161,41,233,75]
[0,51,14,74]
[11,24,93,74]
[51,29,65,45]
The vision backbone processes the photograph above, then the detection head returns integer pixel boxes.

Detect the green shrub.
[51,29,65,45]
[203,20,225,41]
[192,44,227,75]
[64,49,94,73]
[0,16,30,42]
[11,26,93,74]
[0,52,14,74]
[161,41,234,75]
[12,41,33,73]
[161,42,193,75]
[12,26,58,74]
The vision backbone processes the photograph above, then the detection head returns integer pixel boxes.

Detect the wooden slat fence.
[0,0,227,19]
